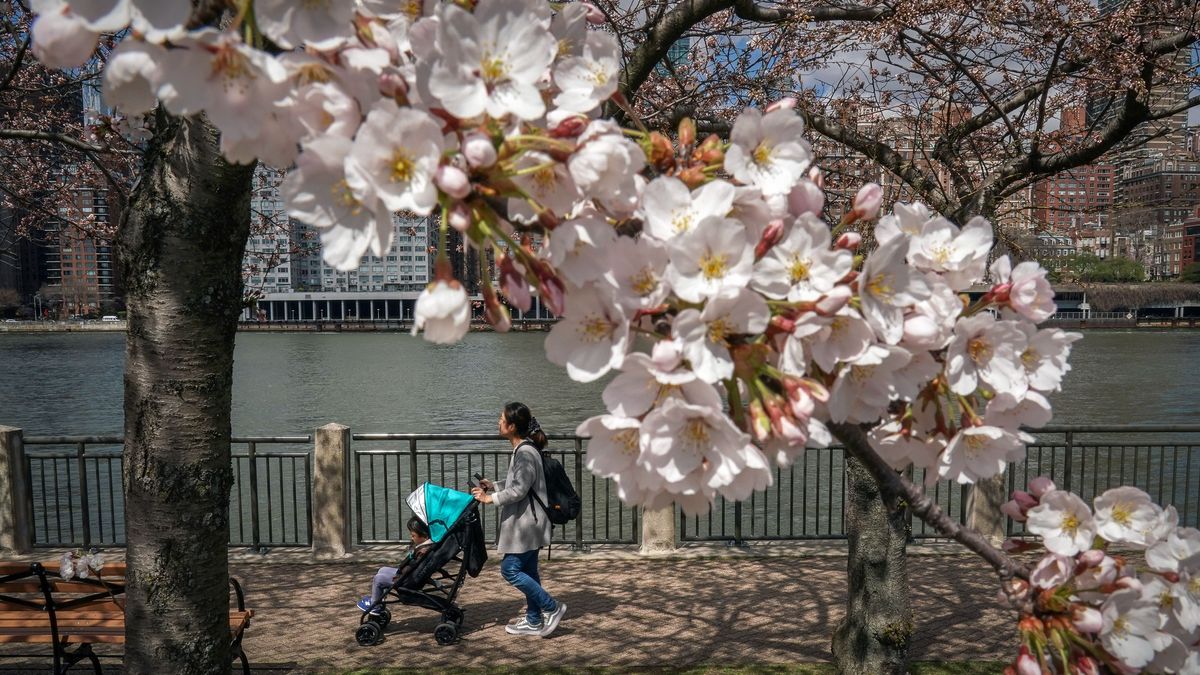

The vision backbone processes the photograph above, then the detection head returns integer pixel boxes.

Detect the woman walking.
[471,402,567,637]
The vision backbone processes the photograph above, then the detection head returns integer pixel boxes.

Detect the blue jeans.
[500,550,557,625]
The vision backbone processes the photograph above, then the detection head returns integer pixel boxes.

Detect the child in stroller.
[355,482,486,646]
[356,516,434,615]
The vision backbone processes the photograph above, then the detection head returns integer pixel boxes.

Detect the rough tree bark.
[117,107,254,674]
[831,456,913,674]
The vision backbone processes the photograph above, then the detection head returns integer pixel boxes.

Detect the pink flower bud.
[498,254,532,311]
[1071,606,1102,634]
[378,72,408,98]
[1015,646,1040,675]
[1114,576,1142,592]
[1001,499,1027,523]
[447,203,472,233]
[550,115,588,138]
[766,97,798,112]
[1012,490,1038,510]
[1078,549,1106,567]
[754,219,786,260]
[747,400,772,442]
[483,286,511,333]
[436,165,471,200]
[462,133,497,169]
[1027,476,1056,499]
[787,179,824,217]
[815,286,852,316]
[852,183,883,219]
[581,1,606,24]
[537,268,566,316]
[835,232,861,250]
[1073,655,1100,675]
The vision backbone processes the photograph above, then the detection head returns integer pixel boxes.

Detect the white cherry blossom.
[601,352,723,418]
[544,284,629,382]
[875,202,931,246]
[673,288,769,383]
[1017,325,1082,393]
[102,40,163,114]
[553,31,620,112]
[509,151,581,221]
[752,214,851,301]
[805,309,873,373]
[724,108,812,195]
[1100,588,1167,669]
[1026,489,1098,556]
[282,137,393,269]
[412,279,471,344]
[344,100,443,215]
[827,345,912,423]
[1094,486,1163,548]
[858,233,930,344]
[1030,553,1075,589]
[546,215,617,287]
[991,256,1057,323]
[938,425,1025,484]
[945,313,1028,397]
[602,237,671,312]
[907,216,993,290]
[1146,527,1200,574]
[640,177,735,242]
[428,0,555,120]
[665,216,753,303]
[255,0,355,49]
[577,415,643,478]
[568,121,645,212]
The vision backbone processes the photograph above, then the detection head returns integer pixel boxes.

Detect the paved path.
[234,554,1014,672]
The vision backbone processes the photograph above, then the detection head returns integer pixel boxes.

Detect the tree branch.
[0,128,127,154]
[829,422,1031,582]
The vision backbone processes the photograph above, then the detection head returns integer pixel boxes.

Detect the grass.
[334,662,1008,675]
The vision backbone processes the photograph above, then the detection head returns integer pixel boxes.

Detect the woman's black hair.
[503,401,547,450]
[407,516,430,539]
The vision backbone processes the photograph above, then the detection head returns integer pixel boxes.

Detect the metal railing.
[18,426,1200,549]
[23,436,313,549]
[350,434,637,551]
[1006,426,1200,537]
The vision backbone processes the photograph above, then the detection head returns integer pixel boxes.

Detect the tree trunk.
[118,108,254,674]
[831,456,913,674]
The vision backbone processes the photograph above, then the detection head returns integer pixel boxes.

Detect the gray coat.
[491,442,551,555]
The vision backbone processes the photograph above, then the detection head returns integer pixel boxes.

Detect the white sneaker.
[504,617,544,636]
[539,602,566,637]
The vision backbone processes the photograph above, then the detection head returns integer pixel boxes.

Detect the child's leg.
[370,566,398,605]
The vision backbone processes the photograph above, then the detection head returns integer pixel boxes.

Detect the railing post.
[1063,431,1074,492]
[573,437,583,552]
[408,438,418,492]
[966,474,1007,546]
[0,426,33,553]
[640,504,676,555]
[733,500,744,546]
[76,442,91,548]
[312,423,352,557]
[247,442,261,549]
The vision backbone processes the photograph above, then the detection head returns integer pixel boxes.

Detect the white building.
[318,212,432,292]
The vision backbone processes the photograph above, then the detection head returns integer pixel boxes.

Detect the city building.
[1032,232,1077,272]
[1112,157,1200,278]
[1074,227,1113,259]
[1164,212,1200,276]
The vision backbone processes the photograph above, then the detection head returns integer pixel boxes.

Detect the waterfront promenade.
[0,547,1013,672]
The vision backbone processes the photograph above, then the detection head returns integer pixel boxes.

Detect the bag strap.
[515,440,549,522]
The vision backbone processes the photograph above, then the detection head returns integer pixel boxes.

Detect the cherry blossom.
[673,288,769,383]
[858,233,930,344]
[724,108,812,195]
[412,278,472,344]
[344,101,443,215]
[640,177,735,242]
[544,284,629,382]
[1025,489,1098,556]
[751,214,852,302]
[665,216,753,303]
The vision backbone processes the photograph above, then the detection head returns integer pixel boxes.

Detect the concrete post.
[312,423,352,557]
[0,426,33,553]
[640,505,676,555]
[966,474,1008,547]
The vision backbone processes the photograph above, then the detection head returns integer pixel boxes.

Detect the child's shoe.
[356,597,381,614]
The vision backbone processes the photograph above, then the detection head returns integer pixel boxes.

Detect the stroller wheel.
[433,621,459,646]
[355,622,382,646]
[376,607,392,628]
[442,607,463,626]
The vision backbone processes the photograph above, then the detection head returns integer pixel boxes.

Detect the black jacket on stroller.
[356,483,487,646]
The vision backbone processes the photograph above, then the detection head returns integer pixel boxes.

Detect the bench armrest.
[229,577,246,612]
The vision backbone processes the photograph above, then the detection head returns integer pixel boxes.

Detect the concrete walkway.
[230,553,1014,672]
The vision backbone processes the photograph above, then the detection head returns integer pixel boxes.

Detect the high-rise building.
[1031,106,1117,232]
[317,212,432,292]
[1113,157,1200,278]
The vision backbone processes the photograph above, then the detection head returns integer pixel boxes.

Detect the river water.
[2,329,1199,545]
[2,330,1198,435]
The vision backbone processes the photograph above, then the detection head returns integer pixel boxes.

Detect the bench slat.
[0,580,124,595]
[0,613,253,644]
[0,562,126,576]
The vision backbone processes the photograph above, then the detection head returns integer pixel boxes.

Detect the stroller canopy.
[406,482,474,543]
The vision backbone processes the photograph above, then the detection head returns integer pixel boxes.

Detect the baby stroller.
[355,482,486,646]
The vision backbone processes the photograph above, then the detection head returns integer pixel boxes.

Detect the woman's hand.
[478,478,494,492]
[471,487,493,504]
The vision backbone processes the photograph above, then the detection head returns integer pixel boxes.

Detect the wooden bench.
[0,561,253,674]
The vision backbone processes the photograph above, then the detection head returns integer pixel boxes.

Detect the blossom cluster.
[59,549,104,581]
[30,0,1080,512]
[1004,479,1199,672]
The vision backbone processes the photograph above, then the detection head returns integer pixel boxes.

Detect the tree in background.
[1180,262,1200,283]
